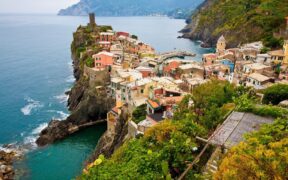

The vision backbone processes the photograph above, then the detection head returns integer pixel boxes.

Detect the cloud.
[0,0,80,14]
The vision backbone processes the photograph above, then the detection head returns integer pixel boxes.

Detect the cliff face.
[36,25,115,146]
[89,105,130,160]
[58,0,203,17]
[182,0,288,48]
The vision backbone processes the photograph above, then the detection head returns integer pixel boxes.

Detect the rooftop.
[244,63,270,70]
[100,32,115,36]
[179,64,203,70]
[248,73,270,82]
[210,112,274,148]
[269,49,285,57]
[218,35,225,42]
[147,99,160,109]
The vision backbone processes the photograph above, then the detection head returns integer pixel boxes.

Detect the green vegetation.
[85,57,94,68]
[82,80,238,179]
[234,93,288,118]
[99,26,113,32]
[82,80,288,179]
[191,0,288,47]
[215,118,288,180]
[132,104,147,124]
[131,35,138,40]
[263,84,288,105]
[76,47,85,58]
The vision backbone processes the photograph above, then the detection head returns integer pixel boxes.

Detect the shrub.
[263,84,288,105]
[76,47,85,58]
[132,104,147,124]
[85,57,94,68]
[99,25,113,32]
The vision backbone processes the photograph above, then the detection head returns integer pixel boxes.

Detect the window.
[141,89,144,94]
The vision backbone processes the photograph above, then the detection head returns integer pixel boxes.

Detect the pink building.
[93,51,115,69]
[116,32,130,38]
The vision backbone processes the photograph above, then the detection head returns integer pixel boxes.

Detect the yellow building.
[269,40,288,64]
[284,40,288,64]
[216,35,226,55]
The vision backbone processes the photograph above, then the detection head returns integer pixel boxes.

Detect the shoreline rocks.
[0,150,19,180]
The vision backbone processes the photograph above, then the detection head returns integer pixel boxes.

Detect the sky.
[0,0,80,14]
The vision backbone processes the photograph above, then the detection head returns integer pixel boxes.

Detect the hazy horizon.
[0,0,79,14]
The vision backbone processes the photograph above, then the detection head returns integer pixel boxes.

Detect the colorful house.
[163,61,181,76]
[99,32,115,42]
[135,66,154,78]
[93,51,115,69]
[203,53,217,65]
[268,40,288,64]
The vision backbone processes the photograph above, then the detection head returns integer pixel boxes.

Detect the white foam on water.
[47,110,70,120]
[31,123,48,135]
[23,123,48,149]
[21,97,44,116]
[66,75,75,83]
[54,94,69,104]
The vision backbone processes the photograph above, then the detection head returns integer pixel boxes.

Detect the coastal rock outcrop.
[36,23,115,147]
[0,150,17,180]
[36,84,115,146]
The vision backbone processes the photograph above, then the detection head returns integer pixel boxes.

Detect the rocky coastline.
[0,148,21,180]
[36,22,115,147]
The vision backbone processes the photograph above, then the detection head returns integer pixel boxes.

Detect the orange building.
[163,61,181,75]
[93,51,115,69]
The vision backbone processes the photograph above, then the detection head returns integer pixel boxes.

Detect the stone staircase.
[203,147,224,179]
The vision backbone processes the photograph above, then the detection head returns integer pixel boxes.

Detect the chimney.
[89,13,96,27]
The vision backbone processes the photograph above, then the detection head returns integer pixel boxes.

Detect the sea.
[0,14,212,180]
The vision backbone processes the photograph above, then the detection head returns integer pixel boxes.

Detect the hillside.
[58,0,203,18]
[182,0,288,48]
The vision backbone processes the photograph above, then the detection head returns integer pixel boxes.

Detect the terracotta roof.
[147,99,160,109]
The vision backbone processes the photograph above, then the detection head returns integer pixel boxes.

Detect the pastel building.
[93,51,115,69]
[268,40,288,64]
[100,32,115,42]
[203,53,217,65]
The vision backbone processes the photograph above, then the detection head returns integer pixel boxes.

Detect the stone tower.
[216,35,226,55]
[284,40,288,64]
[89,13,96,27]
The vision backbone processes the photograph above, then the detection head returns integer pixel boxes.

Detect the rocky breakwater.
[36,22,115,146]
[0,149,21,180]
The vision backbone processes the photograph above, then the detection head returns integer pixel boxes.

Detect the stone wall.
[127,120,138,138]
[83,65,110,86]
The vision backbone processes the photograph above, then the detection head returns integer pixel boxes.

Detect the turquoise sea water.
[0,14,212,179]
